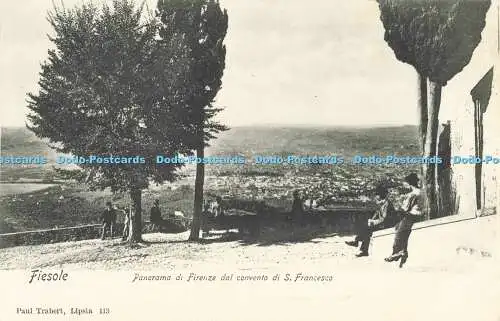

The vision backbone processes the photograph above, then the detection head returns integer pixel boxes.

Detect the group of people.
[100,199,179,241]
[345,172,423,268]
[288,172,423,268]
[100,201,130,241]
[201,196,225,236]
[204,196,225,217]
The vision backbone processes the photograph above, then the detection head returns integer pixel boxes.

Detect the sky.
[0,0,498,127]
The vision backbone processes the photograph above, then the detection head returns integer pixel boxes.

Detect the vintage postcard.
[1,0,500,320]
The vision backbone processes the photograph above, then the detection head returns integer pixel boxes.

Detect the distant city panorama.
[0,154,445,165]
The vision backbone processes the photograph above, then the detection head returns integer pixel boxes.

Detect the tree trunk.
[437,123,452,217]
[128,187,142,243]
[417,72,429,218]
[417,72,428,151]
[189,145,205,241]
[422,80,442,220]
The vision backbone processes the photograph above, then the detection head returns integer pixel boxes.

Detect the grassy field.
[0,183,56,196]
[0,182,195,234]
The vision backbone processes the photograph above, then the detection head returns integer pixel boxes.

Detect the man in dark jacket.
[290,190,304,225]
[101,201,116,240]
[345,185,396,257]
[150,199,162,229]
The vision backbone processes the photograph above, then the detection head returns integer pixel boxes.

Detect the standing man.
[101,201,116,240]
[291,190,304,225]
[150,199,162,229]
[345,184,396,257]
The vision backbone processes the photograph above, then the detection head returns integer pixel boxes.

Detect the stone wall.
[0,220,188,249]
[0,224,104,249]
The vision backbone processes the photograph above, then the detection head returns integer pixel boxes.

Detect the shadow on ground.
[240,224,351,246]
[142,224,353,247]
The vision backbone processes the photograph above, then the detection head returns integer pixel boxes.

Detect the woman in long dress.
[121,206,131,241]
[384,173,424,268]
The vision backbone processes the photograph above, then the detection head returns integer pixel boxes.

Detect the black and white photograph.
[1,0,500,320]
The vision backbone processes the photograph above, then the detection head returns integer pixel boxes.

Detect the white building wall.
[482,62,499,213]
[450,104,477,217]
[449,0,499,218]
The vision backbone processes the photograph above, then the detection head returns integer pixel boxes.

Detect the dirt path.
[0,231,353,270]
[1,230,499,321]
[0,229,493,274]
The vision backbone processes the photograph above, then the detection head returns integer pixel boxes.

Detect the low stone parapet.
[0,218,190,249]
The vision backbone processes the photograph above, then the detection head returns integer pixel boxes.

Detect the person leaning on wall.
[384,173,424,268]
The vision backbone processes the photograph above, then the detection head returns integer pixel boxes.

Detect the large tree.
[156,0,228,241]
[377,0,491,219]
[27,0,191,243]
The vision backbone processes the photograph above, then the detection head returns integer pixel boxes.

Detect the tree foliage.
[378,0,491,85]
[27,0,191,192]
[156,0,229,147]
